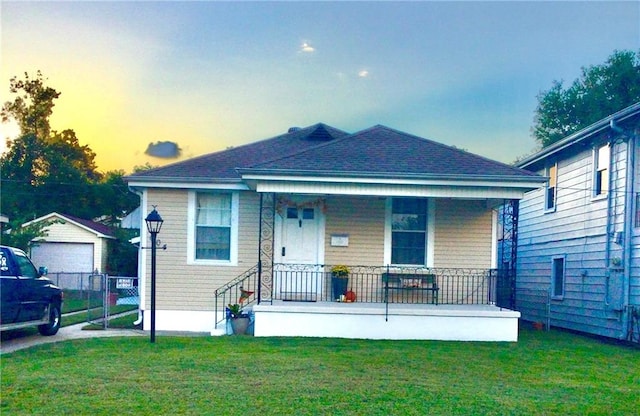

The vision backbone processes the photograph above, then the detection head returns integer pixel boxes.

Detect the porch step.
[210,323,227,336]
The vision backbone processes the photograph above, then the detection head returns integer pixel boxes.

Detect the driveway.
[0,322,145,355]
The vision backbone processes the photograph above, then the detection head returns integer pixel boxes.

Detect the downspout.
[604,138,615,307]
[128,185,145,326]
[620,125,635,339]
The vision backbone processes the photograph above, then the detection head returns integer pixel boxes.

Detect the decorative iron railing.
[214,264,259,328]
[270,264,503,306]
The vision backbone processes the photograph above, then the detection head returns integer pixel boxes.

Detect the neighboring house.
[23,212,116,273]
[516,102,640,342]
[126,124,544,340]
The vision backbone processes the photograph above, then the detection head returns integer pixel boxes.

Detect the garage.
[30,242,95,273]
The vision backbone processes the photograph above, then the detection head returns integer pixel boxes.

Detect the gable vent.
[306,125,334,141]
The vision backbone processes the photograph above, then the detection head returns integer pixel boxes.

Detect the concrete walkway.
[0,322,147,355]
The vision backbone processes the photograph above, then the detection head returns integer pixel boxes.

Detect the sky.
[1,1,639,174]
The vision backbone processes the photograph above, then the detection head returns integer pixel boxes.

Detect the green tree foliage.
[0,218,57,252]
[1,72,139,255]
[533,50,640,147]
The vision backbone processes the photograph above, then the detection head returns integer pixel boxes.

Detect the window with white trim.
[594,144,610,197]
[545,163,557,211]
[195,193,233,261]
[551,256,565,299]
[391,198,428,265]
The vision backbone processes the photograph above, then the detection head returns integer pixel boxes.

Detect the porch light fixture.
[145,206,163,343]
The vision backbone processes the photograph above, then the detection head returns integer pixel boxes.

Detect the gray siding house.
[516,102,640,342]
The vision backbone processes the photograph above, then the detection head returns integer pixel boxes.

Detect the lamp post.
[145,206,163,343]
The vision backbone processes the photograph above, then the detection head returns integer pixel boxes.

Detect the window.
[551,257,565,299]
[191,192,238,262]
[594,144,610,197]
[391,198,428,265]
[545,163,557,211]
[635,193,640,228]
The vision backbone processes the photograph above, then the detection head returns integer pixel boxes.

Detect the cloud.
[145,141,182,158]
[300,42,315,53]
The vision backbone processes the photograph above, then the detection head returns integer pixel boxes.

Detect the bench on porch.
[382,272,439,304]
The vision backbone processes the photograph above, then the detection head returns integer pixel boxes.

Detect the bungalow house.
[23,212,115,274]
[125,124,544,341]
[515,102,640,343]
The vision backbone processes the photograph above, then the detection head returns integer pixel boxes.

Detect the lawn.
[1,329,638,415]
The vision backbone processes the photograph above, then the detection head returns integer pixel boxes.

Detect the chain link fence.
[46,272,139,328]
[515,288,550,330]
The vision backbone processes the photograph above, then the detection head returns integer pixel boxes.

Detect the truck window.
[0,249,11,276]
[14,251,39,278]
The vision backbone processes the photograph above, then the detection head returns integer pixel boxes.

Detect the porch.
[253,302,520,341]
[215,264,520,341]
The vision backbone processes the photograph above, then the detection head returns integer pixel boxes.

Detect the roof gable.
[23,212,115,239]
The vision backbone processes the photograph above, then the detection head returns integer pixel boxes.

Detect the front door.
[274,203,323,300]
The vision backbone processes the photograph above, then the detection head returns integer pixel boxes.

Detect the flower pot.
[230,317,250,335]
[331,277,349,300]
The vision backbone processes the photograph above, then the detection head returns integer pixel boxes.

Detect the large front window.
[391,198,428,265]
[195,193,232,261]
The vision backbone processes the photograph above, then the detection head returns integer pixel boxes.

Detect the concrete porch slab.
[253,301,520,341]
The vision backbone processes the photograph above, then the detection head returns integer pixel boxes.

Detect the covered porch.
[215,263,520,341]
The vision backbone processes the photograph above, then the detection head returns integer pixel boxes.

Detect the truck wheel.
[38,303,61,336]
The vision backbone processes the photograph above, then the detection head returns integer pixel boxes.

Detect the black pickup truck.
[0,245,63,335]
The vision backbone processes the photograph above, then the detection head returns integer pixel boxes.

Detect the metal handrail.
[214,263,259,329]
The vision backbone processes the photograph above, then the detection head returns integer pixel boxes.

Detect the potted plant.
[227,303,251,335]
[330,265,350,301]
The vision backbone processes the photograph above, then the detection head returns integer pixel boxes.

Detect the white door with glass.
[274,203,323,300]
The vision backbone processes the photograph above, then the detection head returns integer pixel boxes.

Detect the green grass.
[1,329,638,415]
[62,305,137,328]
[61,290,103,314]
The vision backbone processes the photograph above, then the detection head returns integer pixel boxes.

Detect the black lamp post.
[145,206,163,343]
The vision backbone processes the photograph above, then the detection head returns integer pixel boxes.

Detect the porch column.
[258,192,276,303]
[497,199,519,309]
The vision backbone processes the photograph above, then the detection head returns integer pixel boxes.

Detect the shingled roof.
[126,123,349,183]
[244,125,538,180]
[127,123,539,184]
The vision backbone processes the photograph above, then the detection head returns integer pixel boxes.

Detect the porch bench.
[382,272,439,305]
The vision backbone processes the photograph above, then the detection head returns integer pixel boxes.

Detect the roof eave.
[518,102,640,169]
[238,168,544,184]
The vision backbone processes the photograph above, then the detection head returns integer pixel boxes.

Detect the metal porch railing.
[213,264,259,329]
[270,264,504,306]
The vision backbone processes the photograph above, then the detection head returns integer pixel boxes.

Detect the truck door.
[12,250,49,322]
[0,248,22,324]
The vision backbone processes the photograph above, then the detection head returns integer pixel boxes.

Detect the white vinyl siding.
[517,137,632,339]
[145,189,260,311]
[324,196,384,267]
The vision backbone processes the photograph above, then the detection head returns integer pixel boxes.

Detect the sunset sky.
[1,1,638,174]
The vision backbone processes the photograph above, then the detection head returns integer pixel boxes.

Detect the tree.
[1,72,139,272]
[533,50,640,147]
[1,72,103,221]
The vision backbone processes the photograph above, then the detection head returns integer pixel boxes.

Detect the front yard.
[1,328,638,415]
